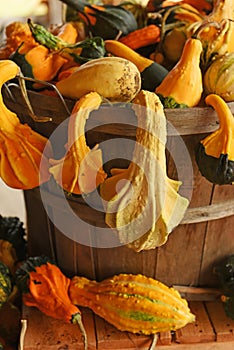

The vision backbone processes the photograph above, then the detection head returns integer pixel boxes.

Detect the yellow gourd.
[69,273,195,335]
[100,90,189,251]
[49,92,107,195]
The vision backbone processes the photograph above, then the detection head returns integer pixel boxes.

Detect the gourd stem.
[149,333,158,349]
[18,319,27,350]
[72,313,88,350]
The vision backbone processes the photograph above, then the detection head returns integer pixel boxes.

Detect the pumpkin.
[0,60,52,189]
[69,273,195,335]
[61,0,138,39]
[56,56,141,102]
[27,19,106,64]
[104,40,168,91]
[15,255,87,349]
[49,92,107,195]
[0,262,12,309]
[155,37,203,108]
[99,90,189,251]
[195,94,234,185]
[203,52,234,102]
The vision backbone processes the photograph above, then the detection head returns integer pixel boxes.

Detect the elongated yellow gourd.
[100,90,189,251]
[56,56,141,102]
[69,273,195,335]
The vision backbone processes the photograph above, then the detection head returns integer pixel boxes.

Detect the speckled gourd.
[69,273,195,335]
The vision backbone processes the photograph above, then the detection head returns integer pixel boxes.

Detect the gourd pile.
[0,1,234,248]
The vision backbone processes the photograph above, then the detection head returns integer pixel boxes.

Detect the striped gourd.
[69,273,195,334]
[0,261,12,308]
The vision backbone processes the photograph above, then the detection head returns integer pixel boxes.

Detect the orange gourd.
[15,256,87,349]
[69,273,195,335]
[155,37,203,108]
[0,60,52,189]
[119,25,161,50]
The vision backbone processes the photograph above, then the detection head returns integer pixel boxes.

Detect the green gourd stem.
[27,19,67,51]
[72,313,88,350]
[28,19,106,63]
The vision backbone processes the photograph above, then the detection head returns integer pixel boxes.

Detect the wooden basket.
[4,84,234,288]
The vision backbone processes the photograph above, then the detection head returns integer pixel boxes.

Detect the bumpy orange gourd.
[0,60,52,189]
[69,273,195,335]
[15,256,87,349]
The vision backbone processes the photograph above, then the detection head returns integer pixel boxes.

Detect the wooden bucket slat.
[199,184,234,286]
[3,85,234,136]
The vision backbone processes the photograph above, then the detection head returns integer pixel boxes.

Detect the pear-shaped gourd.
[155,37,203,108]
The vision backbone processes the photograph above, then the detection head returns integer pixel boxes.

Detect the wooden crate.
[3,85,234,287]
[22,298,234,349]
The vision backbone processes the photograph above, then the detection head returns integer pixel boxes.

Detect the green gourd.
[60,0,138,39]
[0,262,12,308]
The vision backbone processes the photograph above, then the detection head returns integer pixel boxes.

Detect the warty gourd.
[100,90,189,251]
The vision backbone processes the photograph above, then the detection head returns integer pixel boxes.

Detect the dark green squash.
[214,255,234,319]
[60,0,138,39]
[0,216,27,262]
[0,262,12,308]
[195,94,234,185]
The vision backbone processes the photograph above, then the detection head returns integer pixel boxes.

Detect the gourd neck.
[179,38,202,65]
[205,94,234,131]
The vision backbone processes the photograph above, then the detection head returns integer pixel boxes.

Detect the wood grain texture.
[175,302,215,344]
[3,85,234,137]
[206,301,234,342]
[22,306,96,350]
[22,299,234,350]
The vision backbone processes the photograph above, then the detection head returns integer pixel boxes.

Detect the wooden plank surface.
[175,302,215,344]
[22,306,96,350]
[22,299,234,349]
[206,301,234,342]
[94,315,154,349]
